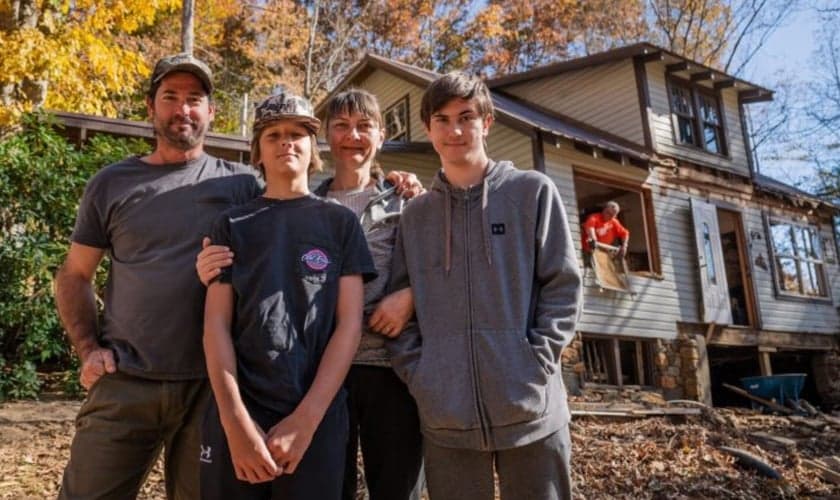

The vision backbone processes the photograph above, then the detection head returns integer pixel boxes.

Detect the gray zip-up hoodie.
[387,160,582,451]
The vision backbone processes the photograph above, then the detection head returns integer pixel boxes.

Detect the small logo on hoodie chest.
[491,223,506,235]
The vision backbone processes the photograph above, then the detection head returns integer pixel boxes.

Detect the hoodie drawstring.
[444,182,452,276]
[481,177,492,267]
[436,161,502,276]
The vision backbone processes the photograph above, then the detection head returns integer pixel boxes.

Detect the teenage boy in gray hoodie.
[387,72,582,500]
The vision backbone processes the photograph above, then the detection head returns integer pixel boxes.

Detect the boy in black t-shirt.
[200,91,376,499]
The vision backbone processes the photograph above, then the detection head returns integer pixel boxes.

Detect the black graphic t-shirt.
[210,194,376,415]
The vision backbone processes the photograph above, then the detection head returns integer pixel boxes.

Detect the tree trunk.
[304,0,320,99]
[181,0,195,55]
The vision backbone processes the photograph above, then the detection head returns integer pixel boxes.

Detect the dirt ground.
[2,397,839,499]
[0,400,166,499]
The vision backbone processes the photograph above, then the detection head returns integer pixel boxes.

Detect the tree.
[807,6,840,202]
[0,113,149,399]
[648,0,797,75]
[360,0,473,73]
[0,0,180,129]
[462,0,649,77]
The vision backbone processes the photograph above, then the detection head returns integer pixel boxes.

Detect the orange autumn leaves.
[0,0,750,131]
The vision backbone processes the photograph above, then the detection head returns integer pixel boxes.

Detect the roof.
[54,110,250,152]
[316,53,651,164]
[754,173,837,210]
[485,42,773,104]
[53,110,434,158]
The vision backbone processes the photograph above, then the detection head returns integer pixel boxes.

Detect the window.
[668,78,727,155]
[769,220,828,298]
[669,82,695,145]
[383,96,409,142]
[702,223,717,285]
[581,336,655,386]
[698,92,724,154]
[574,172,660,274]
[834,214,840,264]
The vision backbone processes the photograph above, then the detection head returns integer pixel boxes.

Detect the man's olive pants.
[59,371,210,500]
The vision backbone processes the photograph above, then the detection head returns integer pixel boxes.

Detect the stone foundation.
[812,351,840,408]
[561,336,585,395]
[564,331,712,405]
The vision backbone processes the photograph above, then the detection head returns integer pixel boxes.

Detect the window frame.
[666,76,729,156]
[764,214,831,302]
[383,94,410,142]
[580,334,656,388]
[573,170,662,277]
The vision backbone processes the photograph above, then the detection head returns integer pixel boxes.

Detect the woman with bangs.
[313,89,424,500]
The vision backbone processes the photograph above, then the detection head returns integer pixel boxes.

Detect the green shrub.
[0,112,149,400]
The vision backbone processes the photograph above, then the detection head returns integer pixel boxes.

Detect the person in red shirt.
[582,201,630,259]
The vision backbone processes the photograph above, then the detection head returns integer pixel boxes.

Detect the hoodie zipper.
[464,189,491,450]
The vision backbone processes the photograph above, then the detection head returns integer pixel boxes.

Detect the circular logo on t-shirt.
[301,248,330,271]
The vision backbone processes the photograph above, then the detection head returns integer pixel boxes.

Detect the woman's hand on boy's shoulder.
[385,171,425,199]
[265,411,318,475]
[225,417,278,483]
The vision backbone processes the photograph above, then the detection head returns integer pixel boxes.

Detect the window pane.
[699,95,720,125]
[703,223,717,284]
[793,226,808,256]
[803,262,824,296]
[809,229,822,260]
[776,257,799,292]
[677,116,694,145]
[384,100,408,142]
[834,215,840,260]
[771,223,794,255]
[703,125,720,153]
[670,85,693,116]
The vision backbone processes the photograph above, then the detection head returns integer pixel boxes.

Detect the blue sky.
[744,6,820,188]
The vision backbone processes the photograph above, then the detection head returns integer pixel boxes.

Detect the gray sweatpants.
[424,425,572,500]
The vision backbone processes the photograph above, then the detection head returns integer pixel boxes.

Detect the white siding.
[358,70,428,143]
[743,206,840,334]
[345,66,840,338]
[487,124,534,170]
[503,61,645,146]
[544,143,701,340]
[378,152,440,186]
[646,63,751,176]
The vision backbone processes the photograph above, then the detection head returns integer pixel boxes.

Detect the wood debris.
[1,391,840,499]
[569,388,840,499]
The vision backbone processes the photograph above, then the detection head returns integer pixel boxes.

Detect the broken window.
[574,172,660,274]
[768,219,828,298]
[383,96,409,142]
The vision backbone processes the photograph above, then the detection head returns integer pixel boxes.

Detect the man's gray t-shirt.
[71,154,261,380]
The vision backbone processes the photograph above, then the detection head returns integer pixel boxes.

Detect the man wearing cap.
[55,53,262,499]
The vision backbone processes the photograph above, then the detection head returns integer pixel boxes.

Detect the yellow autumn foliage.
[0,0,179,127]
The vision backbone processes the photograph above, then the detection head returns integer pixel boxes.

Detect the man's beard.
[156,117,207,150]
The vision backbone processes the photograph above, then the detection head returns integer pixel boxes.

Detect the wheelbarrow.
[739,373,807,411]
